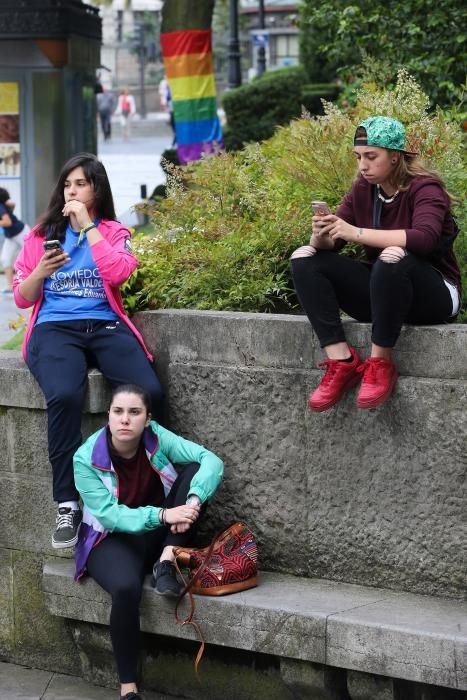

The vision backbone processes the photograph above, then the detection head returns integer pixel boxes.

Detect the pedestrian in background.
[0,188,27,294]
[97,87,116,141]
[13,153,164,550]
[115,87,136,141]
[159,75,176,146]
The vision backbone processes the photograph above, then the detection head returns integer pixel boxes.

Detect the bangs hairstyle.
[354,127,452,199]
[109,384,152,416]
[36,153,117,241]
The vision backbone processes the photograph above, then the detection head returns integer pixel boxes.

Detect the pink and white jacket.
[13,219,152,362]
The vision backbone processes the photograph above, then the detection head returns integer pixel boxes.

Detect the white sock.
[58,501,80,511]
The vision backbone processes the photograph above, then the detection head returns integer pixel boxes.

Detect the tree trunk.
[161,0,215,33]
[160,0,223,164]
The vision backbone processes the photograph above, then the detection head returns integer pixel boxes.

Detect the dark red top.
[108,431,164,508]
[336,176,461,291]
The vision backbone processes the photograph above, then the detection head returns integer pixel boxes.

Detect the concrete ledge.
[0,351,110,412]
[134,310,467,379]
[43,560,467,691]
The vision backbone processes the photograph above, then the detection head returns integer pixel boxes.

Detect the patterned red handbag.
[173,522,258,673]
[174,521,258,595]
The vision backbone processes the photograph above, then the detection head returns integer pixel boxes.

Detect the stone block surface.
[43,561,467,691]
[0,473,60,553]
[0,548,14,657]
[0,353,110,413]
[166,361,466,598]
[8,552,79,674]
[280,658,349,699]
[134,310,467,379]
[347,670,396,699]
[326,593,467,689]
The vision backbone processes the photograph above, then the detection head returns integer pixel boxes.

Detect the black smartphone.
[43,240,63,252]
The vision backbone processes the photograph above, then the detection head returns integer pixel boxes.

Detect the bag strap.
[174,524,230,676]
[372,185,383,229]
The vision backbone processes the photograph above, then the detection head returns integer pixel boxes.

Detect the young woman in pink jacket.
[14,153,163,550]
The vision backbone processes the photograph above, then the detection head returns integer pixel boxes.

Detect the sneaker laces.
[55,508,74,530]
[358,358,388,384]
[157,560,176,576]
[318,359,340,386]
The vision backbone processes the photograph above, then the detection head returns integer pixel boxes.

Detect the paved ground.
[98,113,172,221]
[0,661,180,700]
[0,272,20,345]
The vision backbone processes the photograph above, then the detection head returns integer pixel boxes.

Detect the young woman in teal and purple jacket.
[74,383,223,700]
[13,153,164,550]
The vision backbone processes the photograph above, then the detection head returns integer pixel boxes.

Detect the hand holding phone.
[311,200,331,216]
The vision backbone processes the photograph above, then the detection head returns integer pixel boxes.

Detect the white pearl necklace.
[377,184,400,204]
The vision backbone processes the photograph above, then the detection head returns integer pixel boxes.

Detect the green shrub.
[301,83,340,115]
[222,66,338,151]
[124,69,466,319]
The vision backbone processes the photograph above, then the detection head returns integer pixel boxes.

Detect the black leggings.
[291,251,454,348]
[86,463,204,683]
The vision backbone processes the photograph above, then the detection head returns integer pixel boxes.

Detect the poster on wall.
[0,82,21,218]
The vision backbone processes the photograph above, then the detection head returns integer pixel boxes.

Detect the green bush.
[301,82,340,115]
[222,66,338,151]
[123,69,466,320]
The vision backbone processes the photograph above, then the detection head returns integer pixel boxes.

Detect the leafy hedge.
[126,69,466,320]
[222,66,338,151]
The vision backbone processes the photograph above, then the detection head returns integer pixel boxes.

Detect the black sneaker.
[52,507,82,549]
[151,560,182,597]
[120,693,143,700]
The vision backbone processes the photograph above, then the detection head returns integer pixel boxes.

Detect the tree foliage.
[299,0,466,106]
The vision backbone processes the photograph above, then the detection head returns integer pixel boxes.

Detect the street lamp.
[257,0,266,76]
[228,0,242,88]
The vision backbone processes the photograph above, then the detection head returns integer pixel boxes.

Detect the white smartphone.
[311,200,331,216]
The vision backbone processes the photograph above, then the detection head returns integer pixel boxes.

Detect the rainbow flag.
[160,9,223,164]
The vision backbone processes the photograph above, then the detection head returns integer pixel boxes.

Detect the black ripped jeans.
[291,251,454,348]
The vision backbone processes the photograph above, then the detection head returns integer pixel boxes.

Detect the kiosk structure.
[0,0,101,225]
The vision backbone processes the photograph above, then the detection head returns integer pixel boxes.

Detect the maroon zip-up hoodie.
[336,176,461,292]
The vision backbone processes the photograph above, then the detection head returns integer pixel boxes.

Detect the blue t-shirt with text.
[36,223,119,324]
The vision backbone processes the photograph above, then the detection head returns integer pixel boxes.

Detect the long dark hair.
[109,384,152,417]
[0,187,10,205]
[36,153,117,241]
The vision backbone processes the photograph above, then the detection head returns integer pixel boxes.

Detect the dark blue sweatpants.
[26,319,164,502]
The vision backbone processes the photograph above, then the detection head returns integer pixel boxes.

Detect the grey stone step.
[43,560,467,692]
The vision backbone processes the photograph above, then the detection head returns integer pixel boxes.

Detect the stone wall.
[135,310,467,600]
[0,310,465,679]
